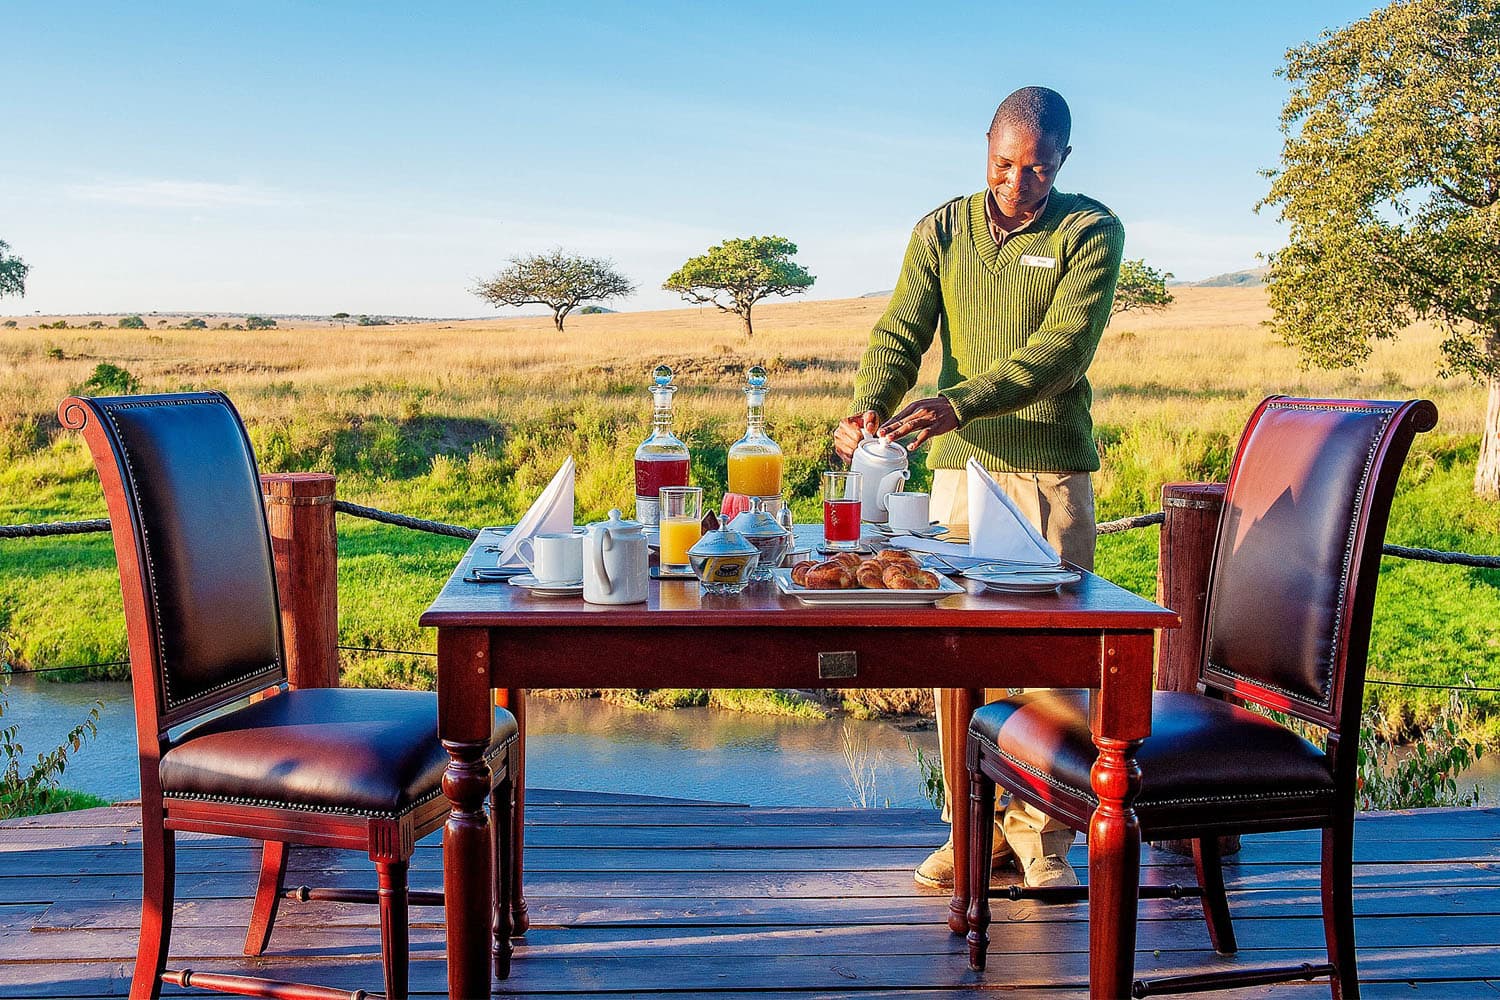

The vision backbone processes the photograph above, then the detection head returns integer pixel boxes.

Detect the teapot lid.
[856,434,908,465]
[595,508,644,536]
[688,527,757,558]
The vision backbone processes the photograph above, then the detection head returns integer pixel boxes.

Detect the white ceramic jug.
[850,434,910,523]
[583,509,649,605]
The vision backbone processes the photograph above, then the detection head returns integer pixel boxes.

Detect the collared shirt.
[985,189,1050,248]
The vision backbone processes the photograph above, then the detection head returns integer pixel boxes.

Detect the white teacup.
[885,491,932,533]
[517,532,584,584]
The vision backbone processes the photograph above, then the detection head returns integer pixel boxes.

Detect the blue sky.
[3,1,1381,317]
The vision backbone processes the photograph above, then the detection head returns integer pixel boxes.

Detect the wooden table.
[420,527,1177,999]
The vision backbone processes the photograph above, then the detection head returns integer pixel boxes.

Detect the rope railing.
[2,503,1495,568]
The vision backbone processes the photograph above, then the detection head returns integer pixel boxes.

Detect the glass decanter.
[633,364,690,527]
[726,366,784,499]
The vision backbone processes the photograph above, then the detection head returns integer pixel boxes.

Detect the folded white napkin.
[890,459,1061,570]
[495,457,576,569]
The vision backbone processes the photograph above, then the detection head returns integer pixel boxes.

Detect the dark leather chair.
[61,391,520,1000]
[963,396,1437,999]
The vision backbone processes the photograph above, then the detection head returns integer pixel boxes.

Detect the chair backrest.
[1199,396,1436,740]
[60,392,287,745]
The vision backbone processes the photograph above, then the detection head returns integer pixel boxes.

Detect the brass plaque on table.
[818,651,857,679]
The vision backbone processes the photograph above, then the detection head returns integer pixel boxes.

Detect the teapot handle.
[876,469,909,511]
[588,528,613,596]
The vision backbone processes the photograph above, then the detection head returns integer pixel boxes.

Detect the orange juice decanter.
[726,365,783,498]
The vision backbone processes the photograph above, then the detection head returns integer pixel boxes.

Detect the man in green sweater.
[834,87,1124,890]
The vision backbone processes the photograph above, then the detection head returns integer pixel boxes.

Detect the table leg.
[1087,633,1152,1000]
[438,628,495,1000]
[947,686,981,935]
[496,687,529,934]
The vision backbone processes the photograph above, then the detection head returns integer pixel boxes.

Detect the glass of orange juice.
[658,486,703,574]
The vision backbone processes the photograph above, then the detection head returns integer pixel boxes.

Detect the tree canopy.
[1258,0,1500,496]
[472,249,633,332]
[663,236,814,338]
[0,240,29,299]
[1110,259,1175,318]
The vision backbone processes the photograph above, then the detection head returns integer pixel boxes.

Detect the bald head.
[989,87,1071,147]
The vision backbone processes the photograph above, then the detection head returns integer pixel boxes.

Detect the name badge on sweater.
[1020,254,1056,269]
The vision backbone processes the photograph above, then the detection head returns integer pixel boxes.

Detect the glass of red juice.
[822,470,863,550]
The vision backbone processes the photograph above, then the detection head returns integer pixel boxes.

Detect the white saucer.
[507,574,584,596]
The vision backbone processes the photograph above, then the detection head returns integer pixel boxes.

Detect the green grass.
[0,295,1495,737]
[10,787,112,816]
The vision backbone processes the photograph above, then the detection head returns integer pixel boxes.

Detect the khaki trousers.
[930,468,1096,865]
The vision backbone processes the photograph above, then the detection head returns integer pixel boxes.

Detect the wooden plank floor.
[3,792,1500,997]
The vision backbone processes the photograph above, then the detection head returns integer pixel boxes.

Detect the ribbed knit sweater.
[852,190,1124,473]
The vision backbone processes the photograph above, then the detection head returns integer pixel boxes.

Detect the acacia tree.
[0,240,29,299]
[1111,258,1174,318]
[471,249,633,332]
[1258,0,1500,497]
[663,236,814,338]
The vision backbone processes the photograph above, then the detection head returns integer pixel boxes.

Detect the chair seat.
[160,688,518,818]
[969,690,1334,822]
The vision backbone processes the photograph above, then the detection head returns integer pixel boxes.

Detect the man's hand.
[834,410,880,464]
[879,396,959,451]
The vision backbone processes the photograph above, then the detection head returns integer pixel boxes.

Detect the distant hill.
[861,290,893,298]
[1173,267,1269,288]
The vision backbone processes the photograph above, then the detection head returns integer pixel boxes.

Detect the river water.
[2,676,942,809]
[14,675,1499,810]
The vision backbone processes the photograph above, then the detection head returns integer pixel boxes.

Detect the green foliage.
[663,236,815,338]
[246,315,277,330]
[905,735,945,812]
[0,239,29,299]
[0,678,103,819]
[708,689,828,718]
[117,315,146,329]
[357,315,390,326]
[472,249,634,332]
[40,320,69,329]
[1358,684,1484,810]
[2,320,16,329]
[180,318,207,330]
[44,347,63,360]
[1111,258,1175,317]
[81,363,140,395]
[1258,0,1500,494]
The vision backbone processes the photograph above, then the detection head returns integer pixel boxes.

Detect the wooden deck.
[3,792,1500,998]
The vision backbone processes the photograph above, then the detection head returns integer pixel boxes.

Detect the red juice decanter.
[633,364,690,527]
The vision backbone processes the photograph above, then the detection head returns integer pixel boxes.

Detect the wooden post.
[1156,482,1226,694]
[1155,481,1237,857]
[261,472,339,690]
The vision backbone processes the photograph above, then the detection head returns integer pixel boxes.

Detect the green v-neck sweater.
[852,190,1124,473]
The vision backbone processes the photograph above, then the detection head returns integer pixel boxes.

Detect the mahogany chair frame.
[62,392,518,1000]
[964,396,1438,999]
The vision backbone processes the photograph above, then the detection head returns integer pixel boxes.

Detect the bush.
[1,679,103,819]
[45,346,63,360]
[81,363,141,395]
[1,320,15,328]
[1358,685,1484,810]
[117,315,146,329]
[180,318,207,330]
[246,315,277,330]
[357,315,390,326]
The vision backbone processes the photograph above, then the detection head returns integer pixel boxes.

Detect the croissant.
[830,551,863,572]
[791,560,818,586]
[855,559,888,589]
[882,565,941,590]
[804,559,857,589]
[874,550,921,572]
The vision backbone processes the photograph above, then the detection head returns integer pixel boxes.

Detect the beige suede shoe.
[1022,853,1079,888]
[912,829,1014,889]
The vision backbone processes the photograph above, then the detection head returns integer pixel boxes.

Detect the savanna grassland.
[1,288,1496,737]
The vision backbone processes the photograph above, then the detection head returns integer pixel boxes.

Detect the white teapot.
[583,509,649,605]
[850,434,910,523]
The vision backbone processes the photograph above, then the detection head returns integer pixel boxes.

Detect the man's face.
[986,125,1070,219]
